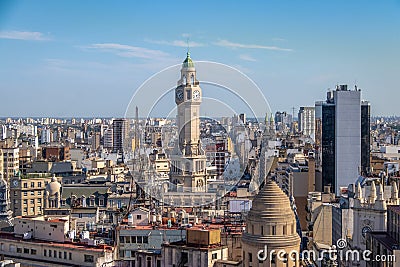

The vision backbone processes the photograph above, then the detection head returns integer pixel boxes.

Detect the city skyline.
[1,1,400,117]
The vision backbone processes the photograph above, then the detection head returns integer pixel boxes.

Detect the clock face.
[13,180,18,187]
[193,90,200,101]
[176,89,184,101]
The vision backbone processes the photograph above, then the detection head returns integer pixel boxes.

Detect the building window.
[59,251,62,258]
[30,199,34,204]
[84,254,94,262]
[119,236,124,243]
[64,251,67,259]
[24,248,29,254]
[272,225,276,235]
[30,191,34,196]
[125,236,131,243]
[261,225,264,235]
[99,198,104,206]
[137,214,142,220]
[23,183,28,188]
[49,250,52,257]
[137,236,142,243]
[31,249,37,255]
[38,191,42,196]
[38,199,42,204]
[31,182,35,188]
[38,182,42,187]
[23,199,28,205]
[143,236,148,243]
[69,252,72,260]
[283,225,287,235]
[248,253,252,262]
[30,207,34,213]
[44,249,47,256]
[90,196,95,207]
[17,247,22,253]
[54,250,57,258]
[14,191,17,197]
[23,192,27,196]
[212,253,218,260]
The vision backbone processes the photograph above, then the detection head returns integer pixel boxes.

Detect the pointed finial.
[378,183,384,201]
[356,182,362,199]
[369,180,376,203]
[392,181,398,200]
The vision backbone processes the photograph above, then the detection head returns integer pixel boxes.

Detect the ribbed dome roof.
[247,180,295,223]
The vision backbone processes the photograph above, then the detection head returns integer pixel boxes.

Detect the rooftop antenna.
[186,37,190,56]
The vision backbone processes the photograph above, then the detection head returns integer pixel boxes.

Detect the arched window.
[190,74,194,85]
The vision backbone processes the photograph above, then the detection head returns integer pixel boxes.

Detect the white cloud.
[239,54,257,62]
[214,39,293,51]
[0,30,49,41]
[145,39,205,47]
[86,43,169,59]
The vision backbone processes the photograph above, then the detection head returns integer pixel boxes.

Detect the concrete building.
[316,84,370,195]
[10,173,53,216]
[298,106,315,140]
[0,149,3,178]
[103,128,113,149]
[0,215,115,266]
[241,180,301,267]
[112,119,129,153]
[42,146,71,161]
[116,225,186,266]
[1,147,19,180]
[162,228,228,267]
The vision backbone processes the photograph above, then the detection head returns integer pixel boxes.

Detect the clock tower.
[175,52,202,155]
[171,53,207,192]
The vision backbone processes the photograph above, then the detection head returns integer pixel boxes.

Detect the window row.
[119,235,149,244]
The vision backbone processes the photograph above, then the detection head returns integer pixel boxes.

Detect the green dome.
[182,52,195,68]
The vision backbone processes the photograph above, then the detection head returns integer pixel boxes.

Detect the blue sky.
[0,0,399,117]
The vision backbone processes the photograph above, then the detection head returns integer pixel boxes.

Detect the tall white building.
[103,128,113,149]
[317,85,369,195]
[1,147,19,180]
[298,106,315,140]
[41,127,52,144]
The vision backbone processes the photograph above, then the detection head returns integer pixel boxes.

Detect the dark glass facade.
[321,104,335,193]
[361,103,371,175]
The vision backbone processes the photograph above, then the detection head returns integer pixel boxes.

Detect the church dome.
[46,175,61,196]
[182,52,195,68]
